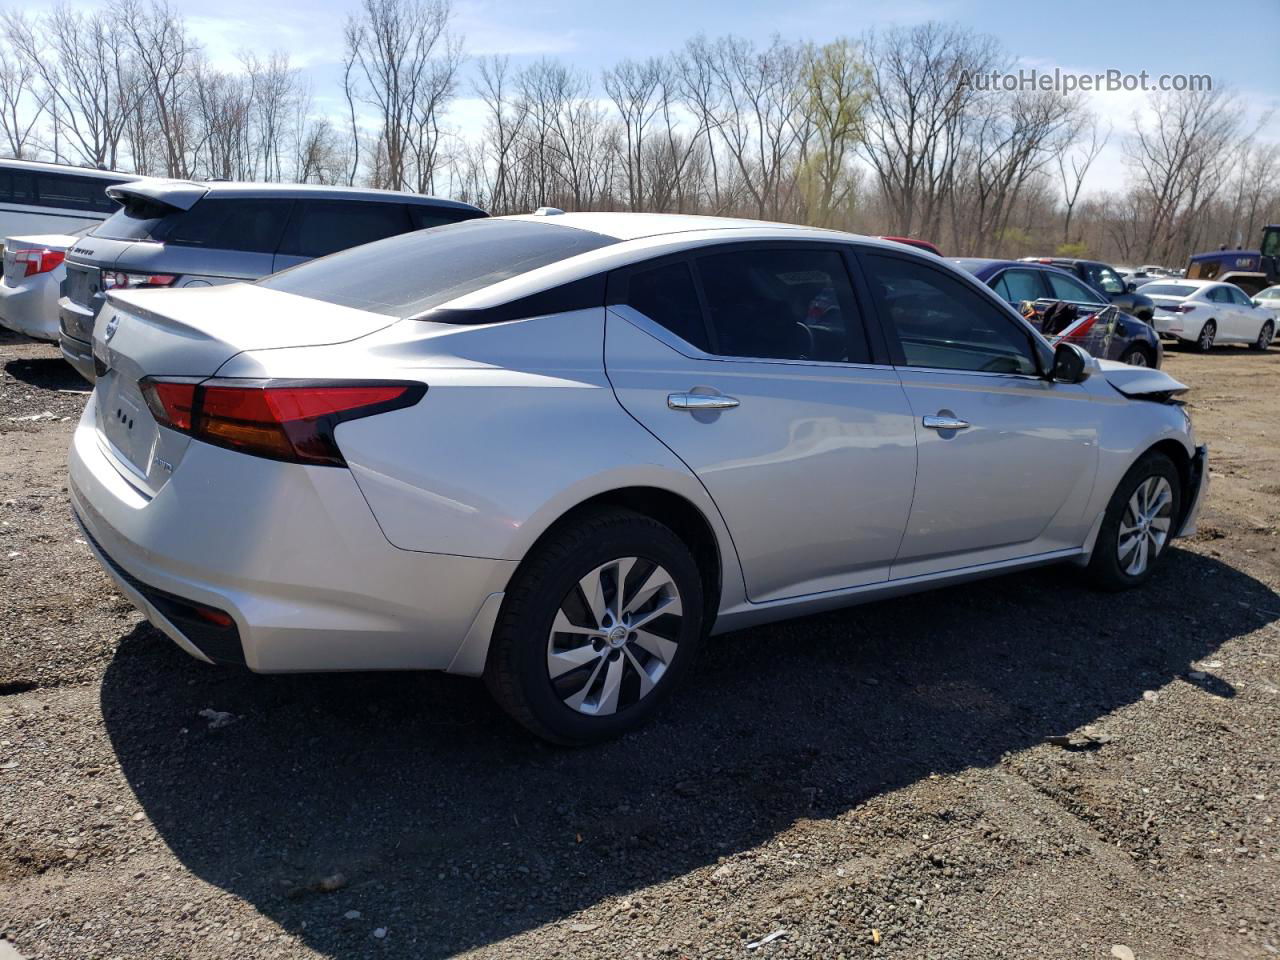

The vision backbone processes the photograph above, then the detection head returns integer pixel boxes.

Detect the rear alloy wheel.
[485,508,704,744]
[1088,452,1181,591]
[1119,345,1151,367]
[1194,320,1216,353]
[1251,320,1274,352]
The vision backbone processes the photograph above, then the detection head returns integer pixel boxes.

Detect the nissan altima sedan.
[70,213,1207,744]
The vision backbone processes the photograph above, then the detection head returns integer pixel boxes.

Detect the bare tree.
[118,0,199,177]
[0,45,45,159]
[343,0,460,191]
[603,57,661,211]
[1057,116,1109,245]
[799,38,870,226]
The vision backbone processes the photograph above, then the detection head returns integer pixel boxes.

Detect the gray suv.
[59,180,485,380]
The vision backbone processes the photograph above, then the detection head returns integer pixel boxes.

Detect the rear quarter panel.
[218,310,747,603]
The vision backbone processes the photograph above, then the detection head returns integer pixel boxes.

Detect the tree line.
[1,0,1275,266]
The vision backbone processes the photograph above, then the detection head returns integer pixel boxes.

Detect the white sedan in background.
[1144,279,1276,352]
[1254,284,1280,315]
[0,231,82,343]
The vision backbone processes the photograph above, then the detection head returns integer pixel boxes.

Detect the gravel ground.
[1,327,1277,960]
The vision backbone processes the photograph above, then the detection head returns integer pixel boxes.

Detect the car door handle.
[668,393,740,412]
[922,415,970,431]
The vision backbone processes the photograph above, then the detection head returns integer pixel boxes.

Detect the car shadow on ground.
[3,355,89,391]
[100,547,1278,958]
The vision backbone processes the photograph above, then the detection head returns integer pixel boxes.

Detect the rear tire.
[1118,344,1153,367]
[484,508,704,745]
[1087,452,1181,591]
[1250,320,1274,352]
[1193,320,1216,353]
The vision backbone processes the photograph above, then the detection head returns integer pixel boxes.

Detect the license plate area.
[98,373,159,477]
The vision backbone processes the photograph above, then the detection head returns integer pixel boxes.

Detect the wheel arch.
[1141,437,1196,532]
[505,486,727,632]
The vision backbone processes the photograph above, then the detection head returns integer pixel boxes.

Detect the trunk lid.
[91,283,397,495]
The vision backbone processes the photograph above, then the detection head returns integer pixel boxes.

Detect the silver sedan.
[70,213,1207,744]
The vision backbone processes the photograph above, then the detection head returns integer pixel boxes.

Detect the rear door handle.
[668,393,740,412]
[922,415,970,430]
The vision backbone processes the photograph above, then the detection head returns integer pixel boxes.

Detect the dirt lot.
[0,328,1277,960]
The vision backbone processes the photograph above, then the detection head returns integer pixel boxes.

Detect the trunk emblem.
[104,315,120,341]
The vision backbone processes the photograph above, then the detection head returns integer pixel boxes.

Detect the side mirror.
[1126,281,1137,293]
[1050,342,1091,384]
[1252,298,1262,307]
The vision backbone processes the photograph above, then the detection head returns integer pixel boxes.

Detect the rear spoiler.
[105,179,208,212]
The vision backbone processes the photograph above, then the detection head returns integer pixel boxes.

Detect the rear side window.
[407,204,484,230]
[624,261,710,351]
[278,200,412,259]
[695,247,869,363]
[260,218,618,317]
[166,198,292,254]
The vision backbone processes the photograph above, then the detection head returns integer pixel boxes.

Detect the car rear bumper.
[0,275,60,340]
[59,332,96,381]
[69,395,515,674]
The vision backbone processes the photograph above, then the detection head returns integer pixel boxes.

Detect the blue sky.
[171,0,1280,193]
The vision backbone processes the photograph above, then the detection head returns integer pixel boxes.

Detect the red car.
[880,236,941,256]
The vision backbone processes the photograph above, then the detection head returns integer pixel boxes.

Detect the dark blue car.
[950,258,1163,367]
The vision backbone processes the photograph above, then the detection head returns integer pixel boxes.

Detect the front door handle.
[668,393,740,412]
[922,414,970,430]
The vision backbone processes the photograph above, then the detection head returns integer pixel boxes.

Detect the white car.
[1144,279,1276,352]
[0,232,81,342]
[70,213,1207,744]
[1254,284,1280,315]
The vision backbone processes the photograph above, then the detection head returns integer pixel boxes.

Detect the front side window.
[165,198,293,254]
[991,269,1046,305]
[623,260,710,352]
[1261,228,1280,258]
[1045,271,1106,305]
[260,218,618,317]
[278,200,413,259]
[1226,285,1253,306]
[866,254,1039,376]
[1089,264,1126,295]
[695,247,870,363]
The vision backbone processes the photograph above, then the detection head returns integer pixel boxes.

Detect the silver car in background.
[0,229,84,342]
[58,180,486,380]
[70,213,1207,745]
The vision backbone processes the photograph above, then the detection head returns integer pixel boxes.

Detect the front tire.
[1087,452,1181,591]
[1250,320,1274,351]
[484,508,704,745]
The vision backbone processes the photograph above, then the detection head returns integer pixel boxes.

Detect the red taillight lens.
[140,379,198,431]
[137,378,426,466]
[102,271,178,290]
[14,248,65,277]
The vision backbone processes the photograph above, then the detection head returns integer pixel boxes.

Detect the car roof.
[0,157,138,181]
[112,177,483,211]
[500,211,847,242]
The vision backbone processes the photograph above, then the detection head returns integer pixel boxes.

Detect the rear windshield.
[1142,283,1197,297]
[93,195,181,241]
[258,218,619,317]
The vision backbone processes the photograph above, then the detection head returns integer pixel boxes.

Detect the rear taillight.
[13,247,65,278]
[102,271,178,290]
[139,378,426,466]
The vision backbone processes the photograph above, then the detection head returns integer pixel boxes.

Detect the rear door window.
[165,198,293,254]
[278,200,413,259]
[694,246,870,363]
[623,260,710,352]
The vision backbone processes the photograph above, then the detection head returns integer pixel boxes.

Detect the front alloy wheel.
[1116,476,1174,576]
[547,557,683,716]
[1088,451,1181,590]
[1252,321,1274,351]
